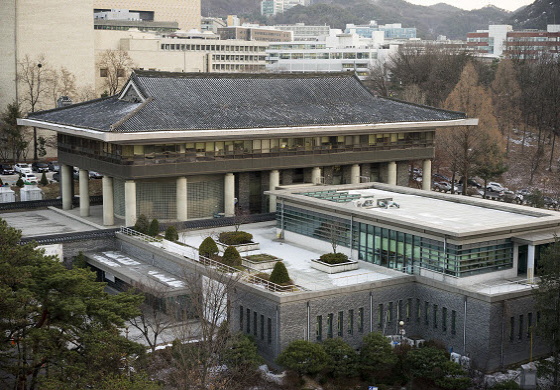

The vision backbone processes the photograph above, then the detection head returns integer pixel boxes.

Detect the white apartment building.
[273,23,331,41]
[266,31,396,79]
[261,0,308,17]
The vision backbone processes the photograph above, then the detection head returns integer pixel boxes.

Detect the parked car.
[48,161,60,172]
[544,196,558,208]
[516,188,531,197]
[433,173,450,183]
[73,167,79,179]
[53,172,60,182]
[459,177,482,188]
[32,162,49,173]
[1,164,15,175]
[14,163,32,174]
[89,171,103,179]
[434,182,456,192]
[487,182,505,193]
[20,172,38,184]
[485,188,504,200]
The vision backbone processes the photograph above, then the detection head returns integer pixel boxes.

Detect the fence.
[119,226,299,293]
[0,195,103,211]
[19,228,119,245]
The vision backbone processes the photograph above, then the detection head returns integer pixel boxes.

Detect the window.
[116,68,125,78]
[267,318,272,344]
[417,299,421,322]
[327,314,334,338]
[240,306,243,330]
[442,307,448,332]
[317,316,323,341]
[378,304,384,328]
[247,308,251,334]
[425,302,429,326]
[518,315,523,340]
[452,310,457,335]
[254,312,257,336]
[388,302,393,323]
[510,317,515,341]
[338,311,344,337]
[358,308,364,332]
[397,300,403,321]
[99,68,108,77]
[261,315,264,340]
[527,313,532,338]
[348,310,354,335]
[433,304,438,329]
[406,299,411,321]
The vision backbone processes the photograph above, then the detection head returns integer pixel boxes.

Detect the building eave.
[17,118,478,144]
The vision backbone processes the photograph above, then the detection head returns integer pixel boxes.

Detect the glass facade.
[278,203,514,277]
[58,132,434,166]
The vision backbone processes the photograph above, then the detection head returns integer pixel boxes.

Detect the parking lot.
[0,171,57,186]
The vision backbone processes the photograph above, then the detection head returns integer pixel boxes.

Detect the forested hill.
[201,0,512,40]
[505,0,560,30]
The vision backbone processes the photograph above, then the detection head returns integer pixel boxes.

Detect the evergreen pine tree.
[199,237,219,258]
[148,218,159,237]
[133,214,149,233]
[165,226,179,241]
[269,261,290,285]
[222,246,242,267]
[39,171,48,186]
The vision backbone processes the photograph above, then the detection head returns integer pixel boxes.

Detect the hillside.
[202,0,512,39]
[505,0,560,30]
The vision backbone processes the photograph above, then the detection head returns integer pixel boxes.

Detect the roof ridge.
[110,97,153,132]
[132,69,356,79]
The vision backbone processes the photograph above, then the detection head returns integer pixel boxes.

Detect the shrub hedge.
[319,252,349,265]
[218,231,253,245]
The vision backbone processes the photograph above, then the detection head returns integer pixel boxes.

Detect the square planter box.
[217,241,260,253]
[310,259,359,274]
[242,254,282,271]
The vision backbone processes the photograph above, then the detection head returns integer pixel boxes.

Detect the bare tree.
[365,61,390,97]
[48,66,78,106]
[491,59,521,155]
[169,264,244,389]
[17,54,51,161]
[97,49,135,96]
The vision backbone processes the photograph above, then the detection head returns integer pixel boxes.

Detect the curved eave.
[17,118,478,144]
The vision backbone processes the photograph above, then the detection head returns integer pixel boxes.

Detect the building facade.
[218,26,293,42]
[273,23,331,41]
[20,71,475,226]
[346,21,417,40]
[94,0,201,32]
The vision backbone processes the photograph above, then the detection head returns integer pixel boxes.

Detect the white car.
[487,182,505,193]
[14,163,32,174]
[20,172,38,184]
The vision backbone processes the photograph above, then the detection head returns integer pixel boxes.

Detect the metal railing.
[472,278,535,295]
[119,227,300,293]
[0,195,103,211]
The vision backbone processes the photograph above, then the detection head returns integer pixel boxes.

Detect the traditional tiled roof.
[28,71,468,133]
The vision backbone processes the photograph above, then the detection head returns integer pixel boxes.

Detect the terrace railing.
[119,227,300,293]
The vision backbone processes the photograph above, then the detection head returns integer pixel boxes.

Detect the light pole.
[399,320,405,344]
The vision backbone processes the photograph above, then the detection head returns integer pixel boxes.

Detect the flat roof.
[269,183,560,240]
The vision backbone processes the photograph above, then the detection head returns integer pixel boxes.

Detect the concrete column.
[527,244,535,284]
[269,169,280,213]
[176,176,187,221]
[387,161,397,186]
[61,164,72,210]
[124,180,137,227]
[79,169,90,217]
[311,167,321,185]
[224,173,235,217]
[102,176,114,226]
[351,164,360,184]
[513,242,519,275]
[422,159,432,191]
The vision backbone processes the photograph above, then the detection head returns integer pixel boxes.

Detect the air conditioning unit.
[450,352,461,364]
[414,339,425,347]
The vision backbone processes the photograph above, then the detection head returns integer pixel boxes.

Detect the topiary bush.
[39,172,48,186]
[148,218,159,237]
[269,261,291,285]
[165,225,179,241]
[16,177,24,188]
[199,237,219,258]
[133,214,149,233]
[219,231,253,245]
[222,246,242,267]
[319,252,349,264]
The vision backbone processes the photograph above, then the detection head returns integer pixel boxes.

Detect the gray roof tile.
[29,71,467,132]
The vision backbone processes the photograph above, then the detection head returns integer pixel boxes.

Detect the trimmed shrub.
[165,225,179,241]
[219,231,253,245]
[199,237,219,258]
[222,246,242,267]
[276,340,329,377]
[269,261,291,285]
[148,218,159,237]
[133,214,149,233]
[16,177,24,188]
[39,172,48,186]
[319,252,349,264]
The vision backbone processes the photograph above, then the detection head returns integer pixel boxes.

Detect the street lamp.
[399,320,405,344]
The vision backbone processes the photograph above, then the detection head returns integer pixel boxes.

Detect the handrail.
[118,227,300,293]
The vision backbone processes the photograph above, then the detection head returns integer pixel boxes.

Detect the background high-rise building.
[94,0,201,32]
